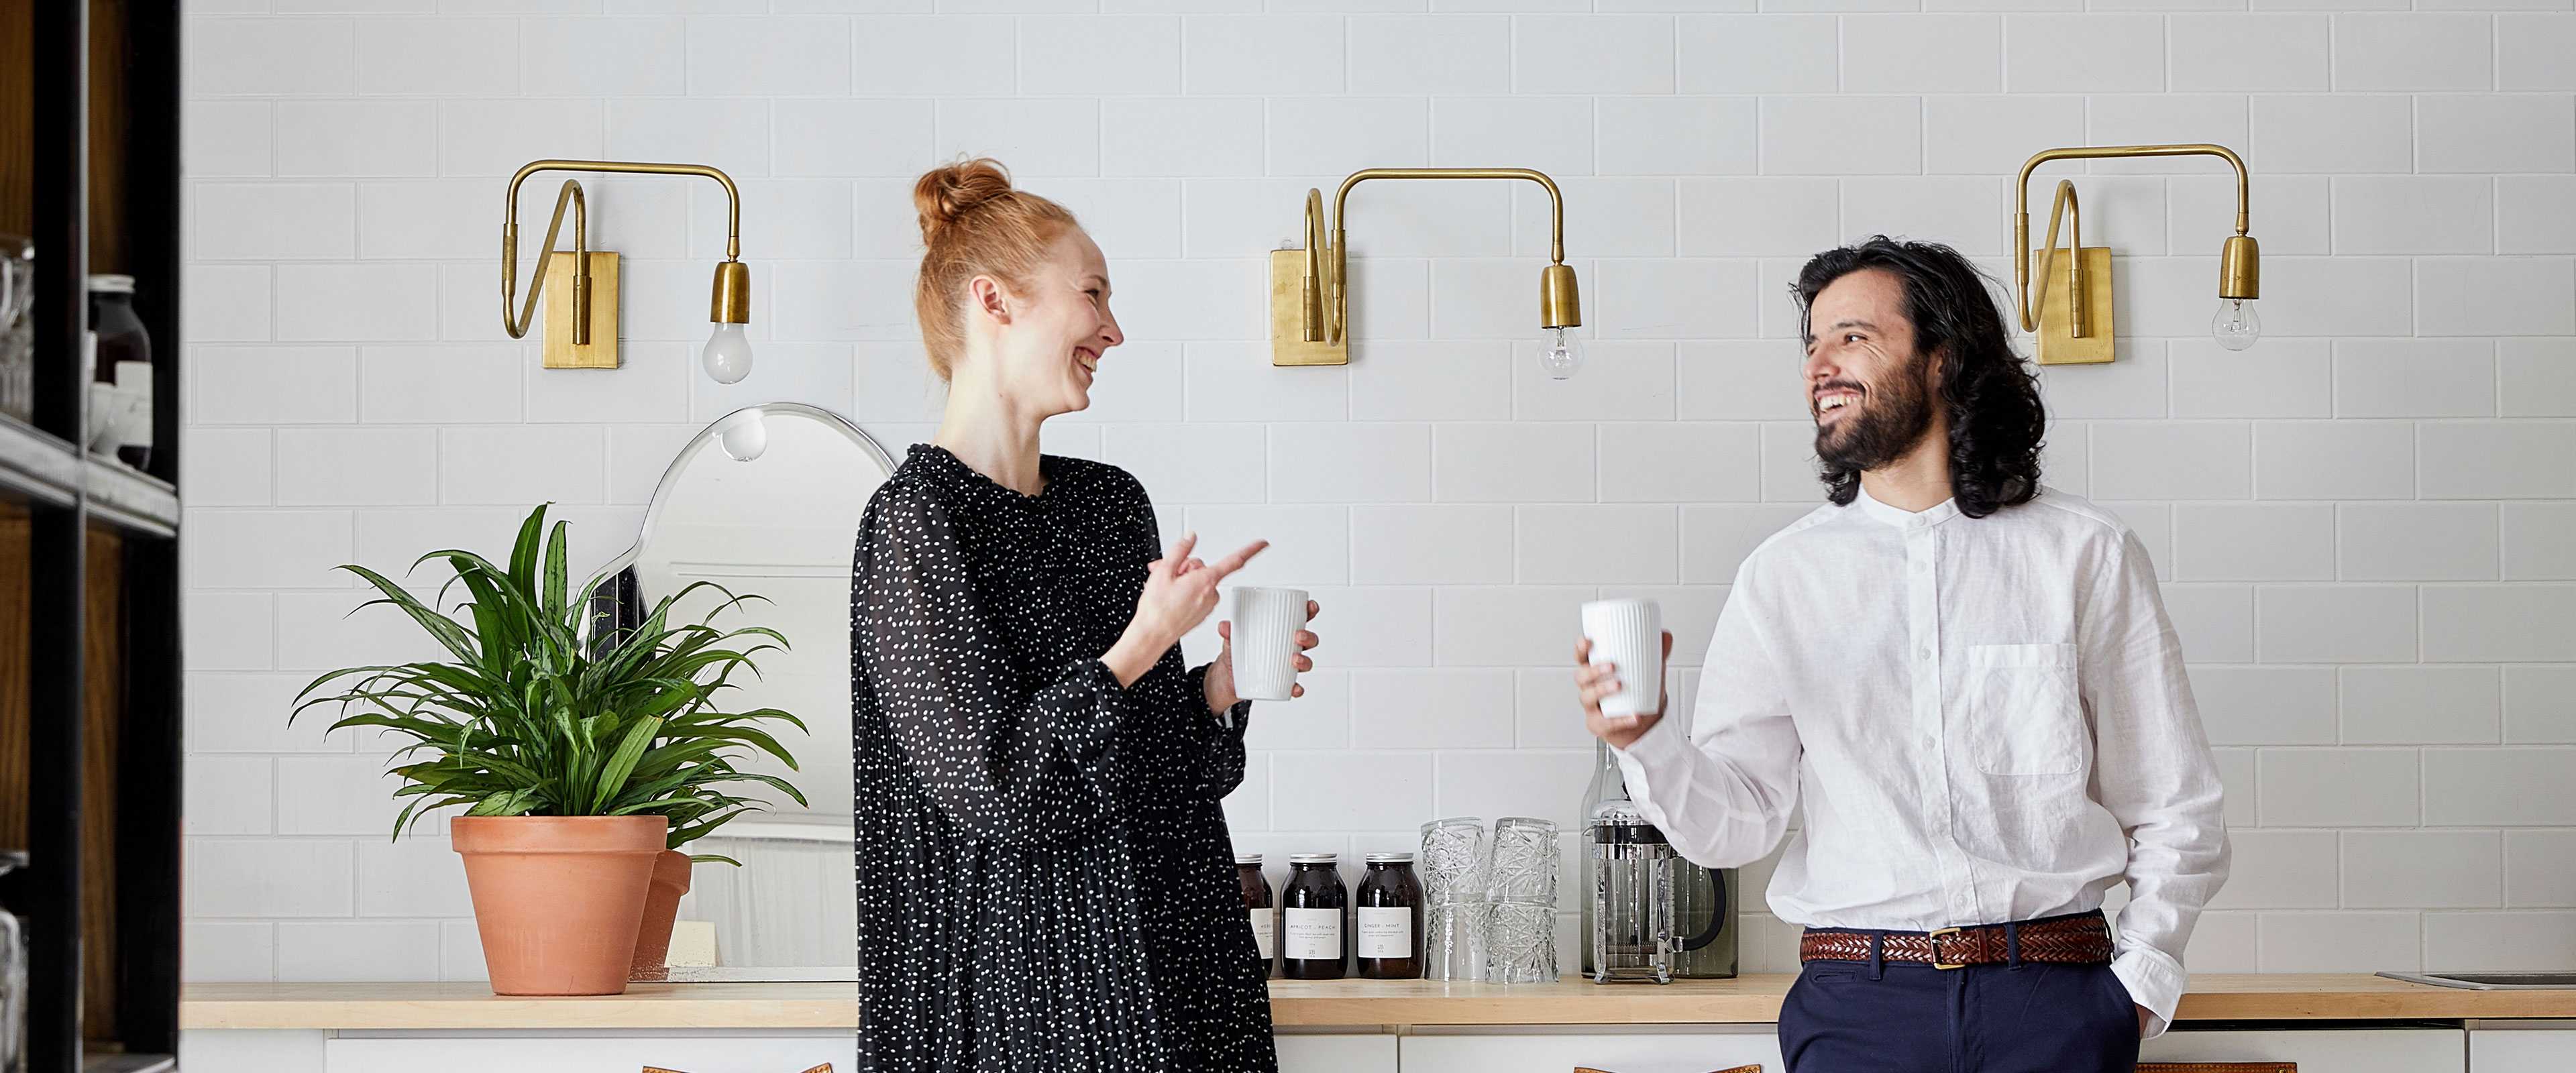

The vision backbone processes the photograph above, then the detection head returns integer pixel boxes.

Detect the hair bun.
[914,158,1016,246]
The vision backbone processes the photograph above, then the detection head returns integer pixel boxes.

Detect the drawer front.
[1401,1030,1784,1073]
[2142,1028,2464,1073]
[326,1035,857,1073]
[2471,1025,2576,1073]
[1277,1032,1397,1073]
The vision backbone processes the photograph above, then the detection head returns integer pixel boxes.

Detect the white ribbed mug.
[1230,586,1309,701]
[1580,598,1663,719]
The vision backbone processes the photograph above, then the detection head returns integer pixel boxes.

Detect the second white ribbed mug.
[1230,586,1309,701]
[1580,598,1663,719]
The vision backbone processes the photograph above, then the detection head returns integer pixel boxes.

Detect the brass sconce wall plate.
[1270,168,1580,368]
[1269,248,1344,367]
[542,251,619,370]
[503,158,752,376]
[2037,247,2114,365]
[2015,143,2259,366]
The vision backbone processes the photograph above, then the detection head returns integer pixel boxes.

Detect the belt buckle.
[1927,926,1966,970]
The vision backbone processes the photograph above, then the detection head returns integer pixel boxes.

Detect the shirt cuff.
[1609,713,1688,827]
[2110,944,2188,1040]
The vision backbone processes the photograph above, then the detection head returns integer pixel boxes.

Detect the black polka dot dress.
[853,445,1276,1073]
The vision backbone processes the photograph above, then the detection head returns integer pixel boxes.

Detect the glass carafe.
[1579,742,1615,975]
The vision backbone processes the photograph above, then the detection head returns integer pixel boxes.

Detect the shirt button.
[1916,561,1930,575]
[1919,647,1933,661]
[1923,735,1938,750]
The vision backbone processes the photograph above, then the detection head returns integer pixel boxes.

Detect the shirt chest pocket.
[1962,642,2085,777]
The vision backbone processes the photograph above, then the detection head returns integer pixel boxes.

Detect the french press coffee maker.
[1582,743,1735,984]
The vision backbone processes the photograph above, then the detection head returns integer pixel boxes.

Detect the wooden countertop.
[180,974,2576,1031]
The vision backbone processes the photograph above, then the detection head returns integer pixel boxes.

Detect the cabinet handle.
[642,1066,833,1073]
[1574,1066,1762,1073]
[2137,1065,2295,1072]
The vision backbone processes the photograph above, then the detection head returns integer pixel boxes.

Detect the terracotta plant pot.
[631,849,694,972]
[452,815,667,996]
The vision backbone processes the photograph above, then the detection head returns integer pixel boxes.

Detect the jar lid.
[87,274,134,294]
[1287,852,1338,864]
[1364,852,1413,864]
[1234,853,1263,865]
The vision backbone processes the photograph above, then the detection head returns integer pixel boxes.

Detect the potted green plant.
[292,505,808,995]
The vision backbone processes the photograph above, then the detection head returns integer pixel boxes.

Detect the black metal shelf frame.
[10,3,186,1072]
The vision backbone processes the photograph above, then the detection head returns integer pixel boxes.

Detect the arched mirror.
[590,402,894,980]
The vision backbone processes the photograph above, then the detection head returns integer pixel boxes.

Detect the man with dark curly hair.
[1572,237,2231,1073]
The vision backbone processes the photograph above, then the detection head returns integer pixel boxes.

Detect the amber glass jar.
[1279,853,1346,980]
[1237,853,1275,976]
[1355,853,1424,979]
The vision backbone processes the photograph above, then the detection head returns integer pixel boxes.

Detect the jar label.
[1358,907,1411,958]
[1249,909,1275,960]
[1284,907,1340,961]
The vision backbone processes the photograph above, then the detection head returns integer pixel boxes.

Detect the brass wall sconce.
[2015,144,2261,365]
[1271,168,1582,376]
[502,158,754,383]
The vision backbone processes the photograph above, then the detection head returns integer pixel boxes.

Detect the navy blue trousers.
[1777,936,2140,1073]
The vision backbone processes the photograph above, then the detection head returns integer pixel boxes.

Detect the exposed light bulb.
[702,322,753,384]
[714,409,767,462]
[2210,298,2261,352]
[1540,326,1585,380]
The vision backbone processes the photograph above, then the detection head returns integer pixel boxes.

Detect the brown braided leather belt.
[1799,913,2114,969]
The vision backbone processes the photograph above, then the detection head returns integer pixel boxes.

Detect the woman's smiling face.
[981,228,1124,419]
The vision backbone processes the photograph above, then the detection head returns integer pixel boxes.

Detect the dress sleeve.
[856,484,1133,846]
[1113,471,1252,801]
[1135,656,1251,801]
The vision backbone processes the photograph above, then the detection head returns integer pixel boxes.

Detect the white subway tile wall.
[178,4,2576,980]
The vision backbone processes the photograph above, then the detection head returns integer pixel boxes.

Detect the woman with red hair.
[851,159,1319,1073]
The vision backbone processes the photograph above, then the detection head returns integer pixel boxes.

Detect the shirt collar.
[1854,481,1962,530]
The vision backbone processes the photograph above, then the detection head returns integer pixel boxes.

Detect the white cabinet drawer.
[1401,1027,1783,1073]
[325,1033,857,1073]
[1277,1031,1397,1073]
[2470,1022,2576,1073]
[2142,1027,2463,1073]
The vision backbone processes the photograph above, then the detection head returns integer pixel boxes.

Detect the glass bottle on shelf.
[85,275,150,469]
[1,850,24,1073]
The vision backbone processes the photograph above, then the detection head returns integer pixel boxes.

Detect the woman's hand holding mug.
[1205,600,1322,712]
[1105,532,1265,687]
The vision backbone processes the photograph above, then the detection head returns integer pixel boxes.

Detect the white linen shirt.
[1613,484,2229,1037]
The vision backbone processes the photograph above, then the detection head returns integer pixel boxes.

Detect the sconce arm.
[2016,143,2249,237]
[2012,143,2253,337]
[2014,179,2083,335]
[1308,168,1570,345]
[501,159,745,338]
[501,178,585,340]
[1302,189,1328,343]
